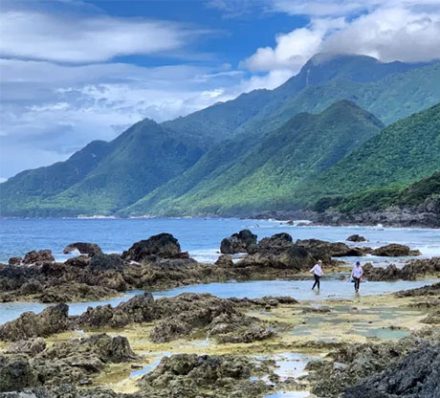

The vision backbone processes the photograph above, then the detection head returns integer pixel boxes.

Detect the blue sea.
[1,217,440,263]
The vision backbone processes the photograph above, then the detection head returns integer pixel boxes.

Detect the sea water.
[1,217,439,263]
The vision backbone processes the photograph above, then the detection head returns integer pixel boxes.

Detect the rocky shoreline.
[1,231,439,397]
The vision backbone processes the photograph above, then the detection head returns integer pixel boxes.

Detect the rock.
[89,254,125,270]
[220,229,257,254]
[76,293,155,329]
[6,338,47,355]
[365,258,440,281]
[249,233,293,255]
[346,234,367,242]
[20,281,43,295]
[22,250,55,265]
[63,242,103,257]
[64,255,91,267]
[8,257,22,266]
[215,254,234,267]
[0,355,37,392]
[343,344,440,398]
[122,233,185,262]
[149,293,272,344]
[296,239,369,258]
[0,304,69,341]
[139,354,270,397]
[373,243,421,257]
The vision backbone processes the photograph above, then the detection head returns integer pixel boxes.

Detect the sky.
[1,0,440,180]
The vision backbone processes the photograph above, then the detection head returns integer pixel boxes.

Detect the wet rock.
[346,234,367,242]
[366,258,440,281]
[372,243,421,257]
[363,263,401,281]
[396,282,440,297]
[122,233,185,262]
[63,243,103,257]
[22,250,55,265]
[38,283,116,304]
[20,281,43,295]
[0,355,37,392]
[343,344,440,398]
[215,254,234,267]
[220,229,257,254]
[89,254,125,270]
[249,233,293,255]
[64,255,91,268]
[8,257,22,266]
[0,304,69,341]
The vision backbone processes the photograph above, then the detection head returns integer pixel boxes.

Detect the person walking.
[310,260,323,290]
[351,261,364,293]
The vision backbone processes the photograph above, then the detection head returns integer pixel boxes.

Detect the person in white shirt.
[310,260,324,290]
[351,261,364,292]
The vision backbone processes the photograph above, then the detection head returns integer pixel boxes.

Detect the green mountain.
[1,120,204,216]
[2,54,440,217]
[124,101,384,216]
[306,103,440,213]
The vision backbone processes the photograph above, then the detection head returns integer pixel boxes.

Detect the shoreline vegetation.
[1,231,439,397]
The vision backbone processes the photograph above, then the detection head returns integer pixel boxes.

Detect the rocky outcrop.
[0,304,69,341]
[343,344,440,398]
[296,239,370,257]
[364,258,440,281]
[6,338,47,355]
[122,233,187,262]
[150,293,273,344]
[372,243,421,257]
[22,250,55,265]
[220,229,257,254]
[346,234,367,242]
[215,254,234,267]
[8,257,22,266]
[138,354,270,398]
[63,242,103,257]
[76,292,155,329]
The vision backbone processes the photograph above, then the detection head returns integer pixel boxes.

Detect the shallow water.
[1,218,439,263]
[153,279,437,301]
[0,279,436,325]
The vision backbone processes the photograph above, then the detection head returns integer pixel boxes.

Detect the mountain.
[124,101,384,216]
[1,119,204,216]
[305,103,440,212]
[2,53,440,217]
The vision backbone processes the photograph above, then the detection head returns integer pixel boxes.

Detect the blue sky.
[1,0,440,179]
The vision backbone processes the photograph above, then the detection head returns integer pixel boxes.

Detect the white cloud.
[0,10,201,63]
[243,18,345,73]
[0,58,243,178]
[244,1,440,77]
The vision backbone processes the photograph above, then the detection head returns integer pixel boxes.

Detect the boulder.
[122,233,185,262]
[373,244,421,257]
[22,250,55,265]
[296,239,368,258]
[0,304,69,341]
[220,229,257,254]
[0,355,37,392]
[8,257,22,266]
[63,242,103,257]
[343,344,440,398]
[347,234,367,242]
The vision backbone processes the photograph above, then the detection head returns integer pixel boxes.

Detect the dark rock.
[22,250,55,265]
[0,355,37,392]
[373,243,421,257]
[296,239,369,258]
[76,293,154,329]
[8,257,22,266]
[89,254,125,270]
[343,344,440,398]
[64,255,91,268]
[0,304,69,341]
[122,233,184,262]
[63,242,103,257]
[346,234,367,242]
[220,229,257,254]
